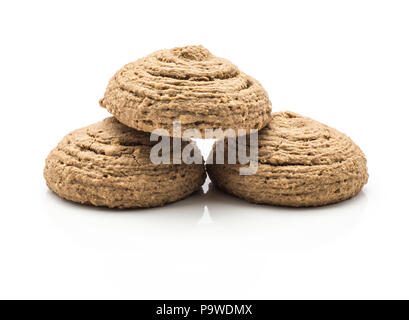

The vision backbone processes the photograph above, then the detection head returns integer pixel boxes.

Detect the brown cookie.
[206,111,368,207]
[99,45,272,137]
[44,117,206,208]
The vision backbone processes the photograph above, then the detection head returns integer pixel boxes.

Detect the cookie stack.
[44,45,368,208]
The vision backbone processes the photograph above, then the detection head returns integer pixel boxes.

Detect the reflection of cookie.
[44,117,206,208]
[100,45,272,137]
[207,112,368,207]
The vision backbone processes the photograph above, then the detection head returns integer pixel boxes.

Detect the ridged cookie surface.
[44,117,206,208]
[207,112,368,207]
[100,45,272,137]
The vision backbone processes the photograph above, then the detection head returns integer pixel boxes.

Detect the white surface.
[0,0,408,299]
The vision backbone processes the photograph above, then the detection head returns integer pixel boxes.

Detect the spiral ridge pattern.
[100,46,272,136]
[207,112,368,207]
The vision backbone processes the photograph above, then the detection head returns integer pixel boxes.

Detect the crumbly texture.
[206,111,368,207]
[44,117,206,208]
[99,45,272,137]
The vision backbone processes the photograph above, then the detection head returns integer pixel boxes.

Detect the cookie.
[206,111,368,207]
[44,117,206,208]
[99,45,272,137]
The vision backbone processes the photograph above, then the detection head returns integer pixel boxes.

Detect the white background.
[0,0,408,299]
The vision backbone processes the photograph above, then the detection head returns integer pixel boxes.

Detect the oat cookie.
[44,117,206,208]
[99,45,272,137]
[207,112,368,207]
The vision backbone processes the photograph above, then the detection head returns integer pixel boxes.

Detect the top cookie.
[100,45,272,137]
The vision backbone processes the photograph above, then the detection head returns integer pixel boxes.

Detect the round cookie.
[206,111,368,207]
[99,45,272,137]
[44,117,206,208]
